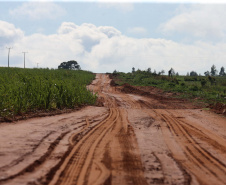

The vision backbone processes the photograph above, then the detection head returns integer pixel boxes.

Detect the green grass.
[0,67,97,118]
[112,71,226,104]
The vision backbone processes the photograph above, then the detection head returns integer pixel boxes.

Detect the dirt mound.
[96,97,105,107]
[209,103,226,115]
[108,73,113,79]
[120,83,150,96]
[110,79,117,86]
[120,83,177,102]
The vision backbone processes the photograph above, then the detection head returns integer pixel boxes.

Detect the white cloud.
[58,22,78,34]
[0,21,225,75]
[86,36,226,74]
[57,22,121,52]
[160,5,226,40]
[98,26,121,38]
[9,2,66,20]
[0,20,24,47]
[127,27,148,36]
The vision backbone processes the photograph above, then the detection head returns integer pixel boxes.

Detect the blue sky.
[0,0,226,74]
[1,2,176,38]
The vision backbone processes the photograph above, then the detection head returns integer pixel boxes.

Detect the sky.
[0,0,226,75]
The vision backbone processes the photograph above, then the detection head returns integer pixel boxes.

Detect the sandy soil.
[0,74,225,185]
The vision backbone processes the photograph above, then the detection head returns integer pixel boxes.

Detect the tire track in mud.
[69,118,90,145]
[49,107,148,185]
[0,114,107,184]
[90,108,148,185]
[0,131,69,183]
[49,108,118,185]
[118,124,148,185]
[156,110,226,185]
[178,119,226,154]
[142,109,191,185]
[90,74,191,185]
[0,131,55,172]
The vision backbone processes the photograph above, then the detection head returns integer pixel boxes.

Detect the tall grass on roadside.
[0,67,97,118]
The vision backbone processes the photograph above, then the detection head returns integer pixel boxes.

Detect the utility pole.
[37,63,39,68]
[22,52,28,69]
[6,47,12,67]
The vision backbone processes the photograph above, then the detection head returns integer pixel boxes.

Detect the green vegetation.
[112,70,226,104]
[0,67,97,118]
[58,60,81,70]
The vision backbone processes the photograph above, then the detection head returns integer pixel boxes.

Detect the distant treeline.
[113,64,226,77]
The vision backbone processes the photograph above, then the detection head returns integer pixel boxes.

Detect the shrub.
[189,85,199,91]
[168,83,176,87]
[201,79,207,87]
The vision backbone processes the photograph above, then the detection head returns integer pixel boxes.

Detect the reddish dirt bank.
[0,74,225,185]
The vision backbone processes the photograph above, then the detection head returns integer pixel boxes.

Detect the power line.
[6,47,13,67]
[22,52,28,69]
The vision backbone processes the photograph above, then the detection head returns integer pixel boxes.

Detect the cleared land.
[0,74,225,185]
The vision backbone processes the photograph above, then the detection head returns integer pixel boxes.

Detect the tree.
[204,71,210,76]
[147,68,151,73]
[168,68,175,77]
[190,71,198,76]
[132,67,135,73]
[112,70,118,76]
[58,60,81,70]
[219,66,226,76]
[113,69,117,74]
[208,75,216,86]
[210,65,217,76]
[137,69,141,73]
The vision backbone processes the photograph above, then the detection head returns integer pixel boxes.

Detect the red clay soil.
[209,102,226,115]
[0,74,225,185]
[0,108,81,123]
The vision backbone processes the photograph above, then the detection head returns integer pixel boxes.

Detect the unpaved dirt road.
[0,74,225,185]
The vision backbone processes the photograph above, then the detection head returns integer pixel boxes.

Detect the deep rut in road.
[0,74,225,185]
[157,110,226,185]
[49,107,147,185]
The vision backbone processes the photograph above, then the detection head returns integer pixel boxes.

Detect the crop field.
[112,71,226,104]
[0,67,97,118]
